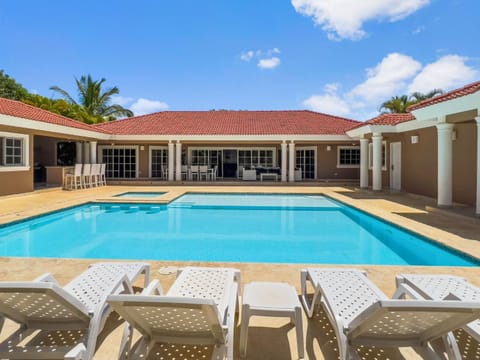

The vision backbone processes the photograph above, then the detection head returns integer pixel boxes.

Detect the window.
[150,147,168,178]
[189,149,223,176]
[368,141,387,170]
[238,149,274,169]
[337,146,360,168]
[0,132,29,171]
[100,146,137,179]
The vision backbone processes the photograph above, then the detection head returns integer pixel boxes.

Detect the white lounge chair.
[0,262,150,360]
[108,266,241,360]
[300,268,480,360]
[396,274,480,343]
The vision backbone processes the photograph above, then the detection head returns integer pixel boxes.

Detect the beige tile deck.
[0,185,479,359]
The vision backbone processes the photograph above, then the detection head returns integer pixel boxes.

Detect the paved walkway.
[0,185,479,359]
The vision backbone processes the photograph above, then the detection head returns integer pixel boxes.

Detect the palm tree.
[50,75,133,123]
[379,89,444,114]
[410,89,444,102]
[379,95,413,114]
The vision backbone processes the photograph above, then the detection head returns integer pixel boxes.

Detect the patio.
[0,185,479,359]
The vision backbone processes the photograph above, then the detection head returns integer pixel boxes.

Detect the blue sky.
[0,0,479,120]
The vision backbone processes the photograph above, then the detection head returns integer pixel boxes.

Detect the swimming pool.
[114,192,165,198]
[0,193,476,266]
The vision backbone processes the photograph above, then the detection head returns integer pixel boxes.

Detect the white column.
[89,141,97,164]
[372,133,383,191]
[475,116,480,215]
[436,122,454,207]
[288,141,295,182]
[175,141,182,181]
[168,141,175,181]
[281,141,287,182]
[360,138,369,189]
[83,142,90,163]
[75,142,83,163]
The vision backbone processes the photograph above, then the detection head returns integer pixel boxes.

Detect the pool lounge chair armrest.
[141,280,164,295]
[64,342,87,360]
[392,282,425,300]
[34,272,61,286]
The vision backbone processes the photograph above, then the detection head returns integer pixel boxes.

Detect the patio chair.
[300,268,480,360]
[99,163,107,186]
[82,163,92,188]
[0,262,150,360]
[90,163,101,187]
[190,165,199,181]
[395,274,480,343]
[108,266,241,360]
[181,165,189,180]
[64,163,83,190]
[199,165,209,181]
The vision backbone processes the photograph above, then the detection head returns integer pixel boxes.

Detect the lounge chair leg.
[239,304,250,358]
[300,270,320,318]
[443,333,462,360]
[294,306,304,359]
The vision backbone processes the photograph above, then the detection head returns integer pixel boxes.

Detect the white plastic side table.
[240,281,304,359]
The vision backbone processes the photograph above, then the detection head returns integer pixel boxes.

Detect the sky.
[0,0,479,120]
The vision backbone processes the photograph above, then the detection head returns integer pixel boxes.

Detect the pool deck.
[0,185,479,359]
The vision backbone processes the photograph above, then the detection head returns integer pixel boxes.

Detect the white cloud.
[301,52,478,120]
[240,50,254,62]
[111,95,134,106]
[240,48,281,68]
[130,98,169,116]
[408,55,479,93]
[291,0,430,40]
[257,57,281,69]
[412,25,425,34]
[303,86,351,116]
[349,53,422,102]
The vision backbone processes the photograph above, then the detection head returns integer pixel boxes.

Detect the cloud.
[303,83,351,116]
[240,50,254,62]
[111,95,134,106]
[412,25,425,34]
[291,0,430,40]
[301,53,478,120]
[349,53,422,102]
[408,55,478,93]
[240,48,281,69]
[130,98,169,116]
[257,57,281,69]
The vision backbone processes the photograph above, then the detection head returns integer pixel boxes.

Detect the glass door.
[296,148,316,179]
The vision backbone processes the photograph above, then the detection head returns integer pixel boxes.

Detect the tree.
[410,89,444,102]
[0,70,29,101]
[379,89,444,114]
[379,95,413,114]
[50,75,133,123]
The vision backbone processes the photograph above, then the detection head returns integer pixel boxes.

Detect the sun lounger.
[396,274,480,343]
[108,266,241,360]
[0,262,150,360]
[301,268,480,360]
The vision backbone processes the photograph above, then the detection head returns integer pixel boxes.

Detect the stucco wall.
[452,121,476,205]
[401,127,437,198]
[0,134,34,196]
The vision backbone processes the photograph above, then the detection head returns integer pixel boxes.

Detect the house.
[0,80,479,215]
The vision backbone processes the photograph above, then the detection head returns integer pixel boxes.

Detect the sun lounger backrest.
[167,267,237,319]
[348,299,480,345]
[0,282,90,327]
[109,295,226,344]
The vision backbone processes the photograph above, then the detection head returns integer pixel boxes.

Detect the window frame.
[336,146,360,168]
[149,145,168,178]
[295,146,317,179]
[0,131,29,172]
[98,145,139,179]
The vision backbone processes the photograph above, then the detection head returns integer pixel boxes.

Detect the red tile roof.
[409,80,480,111]
[0,97,108,133]
[349,113,415,130]
[95,110,360,135]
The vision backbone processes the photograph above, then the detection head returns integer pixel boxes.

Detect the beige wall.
[0,134,34,196]
[401,127,438,198]
[452,121,476,205]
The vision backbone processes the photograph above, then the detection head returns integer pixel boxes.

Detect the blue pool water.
[0,193,476,266]
[114,192,165,198]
